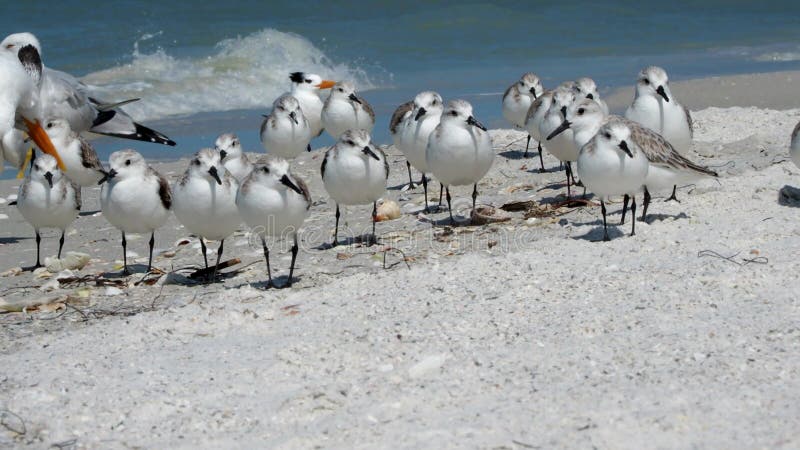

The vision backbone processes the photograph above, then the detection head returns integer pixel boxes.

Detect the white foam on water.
[80,29,374,121]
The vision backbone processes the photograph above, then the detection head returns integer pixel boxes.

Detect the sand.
[2,72,800,448]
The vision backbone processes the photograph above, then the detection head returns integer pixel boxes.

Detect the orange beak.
[23,117,65,171]
[316,80,336,89]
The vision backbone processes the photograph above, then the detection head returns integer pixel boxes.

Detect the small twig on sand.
[382,247,412,270]
[0,408,26,435]
[698,250,768,266]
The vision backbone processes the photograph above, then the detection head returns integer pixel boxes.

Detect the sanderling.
[426,99,493,223]
[0,45,64,173]
[260,94,312,159]
[2,32,175,146]
[572,77,609,114]
[16,153,81,267]
[288,72,336,142]
[791,120,800,169]
[321,82,375,139]
[502,73,544,158]
[237,158,311,287]
[390,91,444,210]
[172,149,241,281]
[524,89,555,172]
[321,129,388,246]
[577,119,649,241]
[548,98,717,222]
[540,86,580,196]
[215,133,253,182]
[44,118,105,187]
[625,66,693,201]
[99,149,172,274]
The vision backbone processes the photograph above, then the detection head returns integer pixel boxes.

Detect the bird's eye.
[46,122,53,129]
[346,140,355,146]
[450,111,457,116]
[577,108,585,115]
[305,79,311,83]
[125,159,131,166]
[262,166,269,173]
[604,132,611,139]
[5,44,13,49]
[643,78,650,85]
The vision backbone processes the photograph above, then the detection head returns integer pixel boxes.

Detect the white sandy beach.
[2,72,800,448]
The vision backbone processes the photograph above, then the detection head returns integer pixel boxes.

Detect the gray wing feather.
[623,118,717,177]
[389,101,413,135]
[78,136,104,171]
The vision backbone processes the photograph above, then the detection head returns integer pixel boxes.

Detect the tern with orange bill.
[287,72,336,146]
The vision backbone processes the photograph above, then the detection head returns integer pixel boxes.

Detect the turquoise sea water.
[3,1,800,167]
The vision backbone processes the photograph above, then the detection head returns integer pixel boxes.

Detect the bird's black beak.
[529,87,538,99]
[218,149,227,160]
[98,168,117,185]
[44,171,53,188]
[414,107,427,121]
[466,116,487,131]
[560,106,567,118]
[208,166,222,185]
[656,86,670,102]
[348,93,361,104]
[618,140,633,158]
[586,93,594,100]
[547,120,572,140]
[362,145,380,161]
[289,111,298,125]
[280,174,304,196]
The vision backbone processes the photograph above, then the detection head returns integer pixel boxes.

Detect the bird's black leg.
[307,143,312,152]
[471,183,478,218]
[537,142,546,173]
[332,204,340,247]
[121,231,130,275]
[261,237,273,288]
[406,161,416,189]
[446,186,454,224]
[630,196,637,237]
[421,174,430,213]
[523,134,531,158]
[665,185,680,203]
[58,229,65,259]
[212,239,224,282]
[369,201,377,246]
[34,229,41,268]
[640,187,651,222]
[620,194,630,225]
[287,234,299,287]
[565,162,573,199]
[601,200,610,242]
[438,183,444,207]
[147,232,155,272]
[200,237,209,270]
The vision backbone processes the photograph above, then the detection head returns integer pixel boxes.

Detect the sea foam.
[81,29,374,121]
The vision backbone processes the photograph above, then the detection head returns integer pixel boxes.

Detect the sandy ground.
[2,78,800,448]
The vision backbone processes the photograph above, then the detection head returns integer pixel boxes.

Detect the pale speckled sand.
[1,72,800,448]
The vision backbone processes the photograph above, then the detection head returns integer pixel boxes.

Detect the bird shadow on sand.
[315,234,379,250]
[571,223,626,242]
[101,264,152,279]
[244,275,296,290]
[498,149,538,161]
[640,212,690,224]
[0,236,29,245]
[79,209,101,217]
[778,185,800,208]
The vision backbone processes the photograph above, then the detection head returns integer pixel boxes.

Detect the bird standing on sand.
[502,73,544,158]
[237,158,311,288]
[260,94,312,159]
[44,118,105,187]
[390,90,444,210]
[215,133,253,182]
[540,86,580,197]
[791,121,800,169]
[16,153,81,268]
[625,66,694,201]
[321,130,388,246]
[321,81,375,139]
[426,99,493,223]
[99,150,172,275]
[172,149,240,282]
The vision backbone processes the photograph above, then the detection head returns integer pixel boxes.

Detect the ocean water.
[3,0,800,168]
